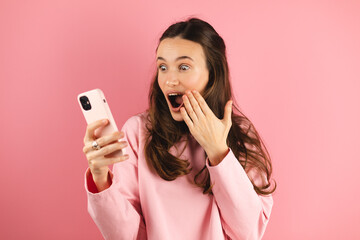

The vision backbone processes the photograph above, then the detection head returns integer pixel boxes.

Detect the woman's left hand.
[180,90,233,165]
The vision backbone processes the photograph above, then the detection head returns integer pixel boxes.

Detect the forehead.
[156,37,205,61]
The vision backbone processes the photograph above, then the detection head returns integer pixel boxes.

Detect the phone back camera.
[79,96,92,111]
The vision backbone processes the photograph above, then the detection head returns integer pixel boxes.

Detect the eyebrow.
[157,56,194,62]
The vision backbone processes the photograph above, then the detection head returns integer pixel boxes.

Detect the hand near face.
[180,90,233,165]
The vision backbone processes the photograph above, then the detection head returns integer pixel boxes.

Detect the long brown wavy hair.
[144,17,276,196]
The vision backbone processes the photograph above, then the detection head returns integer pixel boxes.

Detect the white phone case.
[77,88,126,157]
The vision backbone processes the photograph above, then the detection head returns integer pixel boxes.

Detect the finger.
[180,106,194,129]
[84,119,109,143]
[102,155,130,165]
[83,131,124,154]
[87,141,128,160]
[191,90,214,117]
[182,94,198,123]
[223,100,233,127]
[89,155,130,169]
[186,90,205,119]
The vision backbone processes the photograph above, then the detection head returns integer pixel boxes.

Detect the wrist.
[206,145,229,166]
[92,172,107,183]
[92,170,112,191]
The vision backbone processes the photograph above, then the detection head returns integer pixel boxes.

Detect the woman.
[82,17,276,240]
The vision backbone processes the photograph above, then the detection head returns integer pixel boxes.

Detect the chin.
[170,111,184,122]
[165,100,184,122]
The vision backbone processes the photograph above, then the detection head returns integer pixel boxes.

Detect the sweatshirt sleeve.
[205,148,274,240]
[84,116,147,240]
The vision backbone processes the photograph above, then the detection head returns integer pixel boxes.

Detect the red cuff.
[85,169,113,194]
[86,168,99,193]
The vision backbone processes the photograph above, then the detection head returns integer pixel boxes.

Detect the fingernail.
[103,119,107,123]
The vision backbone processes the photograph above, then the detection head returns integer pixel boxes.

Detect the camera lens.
[79,96,92,111]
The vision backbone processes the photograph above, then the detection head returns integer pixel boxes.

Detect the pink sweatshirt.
[84,112,274,240]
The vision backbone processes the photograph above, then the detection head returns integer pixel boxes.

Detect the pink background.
[1,0,359,239]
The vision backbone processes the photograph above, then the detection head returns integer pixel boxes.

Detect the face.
[156,37,209,121]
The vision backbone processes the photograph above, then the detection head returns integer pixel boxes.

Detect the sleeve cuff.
[205,147,254,191]
[205,147,231,168]
[84,168,114,195]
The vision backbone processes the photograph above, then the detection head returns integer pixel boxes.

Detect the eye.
[158,64,167,71]
[179,64,190,71]
[158,64,190,72]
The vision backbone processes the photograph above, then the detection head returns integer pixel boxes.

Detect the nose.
[166,80,179,86]
[165,73,179,86]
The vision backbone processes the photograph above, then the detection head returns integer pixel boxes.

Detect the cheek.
[182,75,208,91]
[157,76,165,91]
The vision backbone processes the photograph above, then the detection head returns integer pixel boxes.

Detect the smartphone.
[77,88,126,157]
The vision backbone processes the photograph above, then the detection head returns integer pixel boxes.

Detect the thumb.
[223,100,233,126]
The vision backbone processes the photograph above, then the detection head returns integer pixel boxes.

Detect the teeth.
[167,93,184,108]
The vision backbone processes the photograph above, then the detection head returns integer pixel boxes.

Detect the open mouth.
[167,93,184,109]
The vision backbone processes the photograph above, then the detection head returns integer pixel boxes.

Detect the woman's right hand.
[82,119,129,188]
